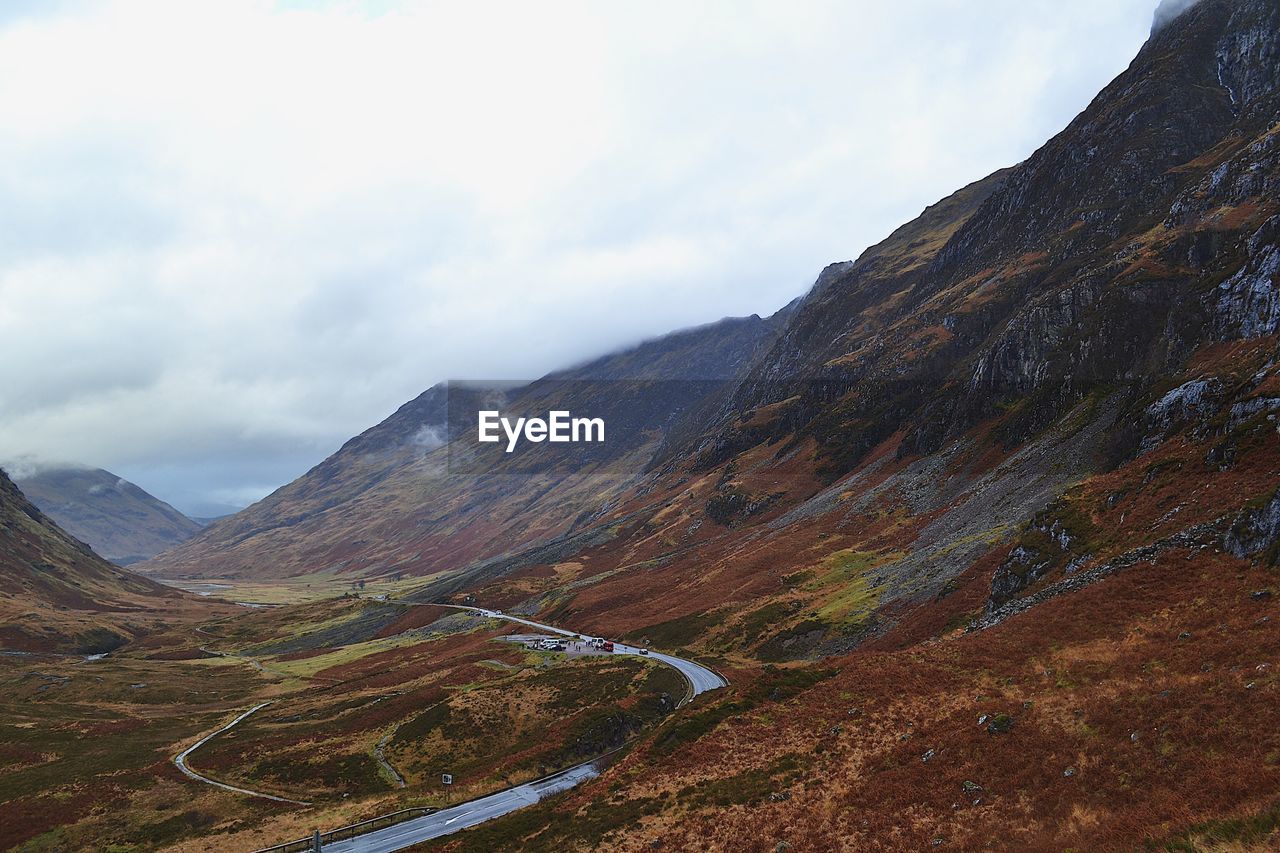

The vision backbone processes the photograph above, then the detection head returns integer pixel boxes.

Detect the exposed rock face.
[981,478,1280,624]
[967,282,1101,398]
[1214,215,1280,338]
[1227,488,1280,562]
[1141,379,1226,453]
[975,521,1224,631]
[690,0,1280,483]
[990,545,1061,610]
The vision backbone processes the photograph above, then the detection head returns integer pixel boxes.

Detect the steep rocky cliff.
[696,0,1278,477]
[402,0,1280,659]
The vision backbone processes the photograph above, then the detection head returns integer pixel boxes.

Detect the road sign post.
[442,772,453,804]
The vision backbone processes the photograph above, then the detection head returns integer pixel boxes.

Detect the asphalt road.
[323,761,599,853]
[448,605,728,704]
[314,604,727,851]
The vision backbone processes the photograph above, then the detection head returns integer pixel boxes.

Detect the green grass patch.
[805,549,885,590]
[624,610,725,649]
[731,600,802,645]
[798,548,895,628]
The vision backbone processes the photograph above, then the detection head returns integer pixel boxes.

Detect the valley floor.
[3,534,1278,852]
[0,599,687,852]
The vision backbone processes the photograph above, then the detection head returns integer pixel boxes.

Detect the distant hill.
[13,467,201,565]
[0,469,189,653]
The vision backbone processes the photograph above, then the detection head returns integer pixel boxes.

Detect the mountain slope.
[147,0,1278,670]
[140,313,788,579]
[95,3,1280,848]
[0,469,189,652]
[401,0,1280,657]
[396,5,1280,846]
[698,0,1278,474]
[13,466,201,565]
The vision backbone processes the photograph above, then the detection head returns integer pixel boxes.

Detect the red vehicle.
[602,641,615,652]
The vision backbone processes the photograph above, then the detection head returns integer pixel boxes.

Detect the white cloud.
[0,0,1157,513]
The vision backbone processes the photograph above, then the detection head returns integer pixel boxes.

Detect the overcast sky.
[0,0,1160,516]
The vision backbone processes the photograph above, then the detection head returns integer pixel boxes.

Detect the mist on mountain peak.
[1151,0,1203,34]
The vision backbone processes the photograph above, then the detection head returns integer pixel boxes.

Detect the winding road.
[174,701,312,806]
[313,604,727,851]
[444,605,728,704]
[182,604,725,850]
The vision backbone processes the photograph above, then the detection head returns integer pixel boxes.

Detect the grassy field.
[0,650,269,852]
[156,572,443,606]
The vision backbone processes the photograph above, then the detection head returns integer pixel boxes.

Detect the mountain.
[144,0,1279,669]
[61,3,1280,849]
[0,469,190,653]
[140,312,789,579]
[12,466,202,565]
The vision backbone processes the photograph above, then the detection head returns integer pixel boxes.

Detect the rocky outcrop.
[1140,378,1226,453]
[1226,488,1280,563]
[682,0,1280,486]
[974,522,1223,631]
[967,281,1101,398]
[985,486,1280,624]
[1214,215,1280,339]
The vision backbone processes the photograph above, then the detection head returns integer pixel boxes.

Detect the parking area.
[499,633,630,658]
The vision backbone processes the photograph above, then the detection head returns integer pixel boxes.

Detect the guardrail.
[675,666,695,708]
[252,806,438,853]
